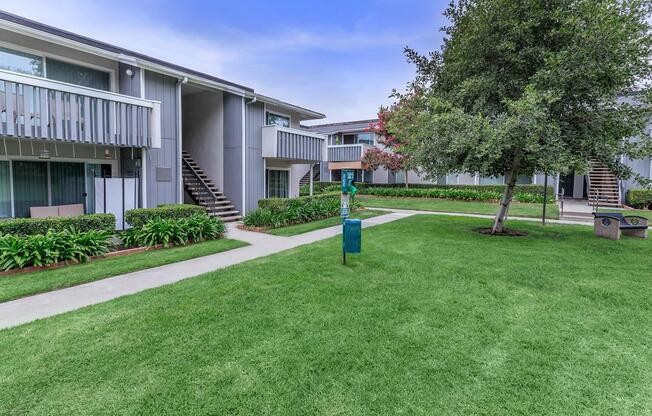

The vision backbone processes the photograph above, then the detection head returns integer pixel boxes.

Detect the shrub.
[0,214,115,237]
[626,189,652,209]
[356,186,554,203]
[307,181,554,197]
[0,229,112,271]
[123,215,225,248]
[244,193,361,228]
[125,204,206,228]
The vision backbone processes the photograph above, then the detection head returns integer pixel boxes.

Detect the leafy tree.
[387,0,652,233]
[362,109,412,188]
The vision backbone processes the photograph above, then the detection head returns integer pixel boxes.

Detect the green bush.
[307,181,553,197]
[123,215,225,248]
[0,214,115,237]
[0,229,112,271]
[626,189,652,209]
[244,193,361,228]
[125,204,206,228]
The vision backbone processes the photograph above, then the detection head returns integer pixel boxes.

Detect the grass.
[597,207,652,220]
[1,215,650,415]
[360,195,560,218]
[265,209,389,236]
[0,238,247,303]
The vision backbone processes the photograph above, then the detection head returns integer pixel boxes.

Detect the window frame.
[265,167,291,199]
[265,111,291,128]
[0,40,116,92]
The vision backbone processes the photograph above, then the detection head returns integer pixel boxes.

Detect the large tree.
[387,0,652,233]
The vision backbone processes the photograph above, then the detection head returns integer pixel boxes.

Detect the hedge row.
[626,189,652,209]
[0,214,116,237]
[361,186,551,203]
[125,204,207,228]
[304,182,554,196]
[245,192,360,228]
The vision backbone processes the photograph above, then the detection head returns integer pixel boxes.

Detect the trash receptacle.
[343,219,361,253]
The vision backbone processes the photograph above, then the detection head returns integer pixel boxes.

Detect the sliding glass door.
[12,161,48,218]
[0,162,11,218]
[50,162,85,206]
[6,161,107,217]
[266,169,289,198]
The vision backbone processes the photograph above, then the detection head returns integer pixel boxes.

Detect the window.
[0,161,11,218]
[12,161,48,218]
[266,112,290,128]
[266,169,289,198]
[356,133,374,145]
[46,58,110,91]
[0,46,43,76]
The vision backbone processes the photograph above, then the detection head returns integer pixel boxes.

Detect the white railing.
[327,143,372,162]
[262,125,325,162]
[0,69,161,148]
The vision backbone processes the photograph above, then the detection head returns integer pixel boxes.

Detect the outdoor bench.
[592,212,648,240]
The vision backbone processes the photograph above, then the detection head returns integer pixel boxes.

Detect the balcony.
[326,144,373,170]
[0,69,161,148]
[262,125,325,163]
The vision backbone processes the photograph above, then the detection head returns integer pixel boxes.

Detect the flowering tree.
[362,108,413,188]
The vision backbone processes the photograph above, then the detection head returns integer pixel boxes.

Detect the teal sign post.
[341,169,360,264]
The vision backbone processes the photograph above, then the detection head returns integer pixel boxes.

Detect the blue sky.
[2,0,449,124]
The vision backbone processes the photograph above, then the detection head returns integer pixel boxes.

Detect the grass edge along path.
[266,209,389,236]
[0,238,247,304]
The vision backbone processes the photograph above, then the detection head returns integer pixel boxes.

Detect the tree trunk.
[404,169,409,189]
[491,173,518,234]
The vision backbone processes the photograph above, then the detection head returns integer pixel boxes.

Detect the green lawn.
[597,207,652,220]
[266,209,389,236]
[361,196,560,218]
[1,215,651,415]
[0,238,247,303]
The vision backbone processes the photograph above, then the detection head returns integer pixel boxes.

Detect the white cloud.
[1,0,424,122]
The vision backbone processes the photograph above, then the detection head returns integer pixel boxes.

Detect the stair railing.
[182,157,217,204]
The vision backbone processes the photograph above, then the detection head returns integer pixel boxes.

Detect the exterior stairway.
[182,151,242,222]
[299,163,320,187]
[588,161,622,207]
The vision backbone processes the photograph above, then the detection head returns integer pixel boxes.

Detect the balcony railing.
[262,125,325,162]
[0,69,161,148]
[328,144,372,162]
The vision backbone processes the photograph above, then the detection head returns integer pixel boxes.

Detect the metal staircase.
[182,151,242,222]
[299,163,320,187]
[588,160,622,207]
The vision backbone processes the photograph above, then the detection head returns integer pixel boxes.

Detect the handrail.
[182,157,216,203]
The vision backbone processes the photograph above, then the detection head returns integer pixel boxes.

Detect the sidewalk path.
[0,211,413,330]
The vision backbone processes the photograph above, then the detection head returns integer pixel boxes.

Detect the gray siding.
[622,156,651,199]
[328,145,362,162]
[223,92,244,212]
[118,63,141,97]
[144,70,179,207]
[320,163,330,182]
[245,101,265,213]
[276,131,322,162]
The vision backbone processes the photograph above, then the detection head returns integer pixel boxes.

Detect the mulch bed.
[0,244,165,276]
[473,227,529,237]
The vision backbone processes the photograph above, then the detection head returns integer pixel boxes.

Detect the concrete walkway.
[0,211,413,330]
